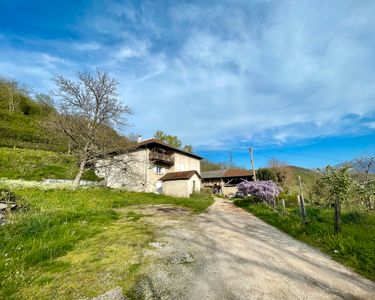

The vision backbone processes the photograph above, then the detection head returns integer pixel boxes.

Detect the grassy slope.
[0,94,61,151]
[234,199,375,281]
[0,187,214,299]
[0,147,98,181]
[288,166,320,195]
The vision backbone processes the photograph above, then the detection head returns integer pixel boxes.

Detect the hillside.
[0,147,99,181]
[286,166,320,195]
[0,86,64,151]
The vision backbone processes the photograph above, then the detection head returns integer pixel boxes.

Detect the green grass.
[288,166,320,195]
[0,186,213,299]
[0,94,63,151]
[0,147,99,181]
[234,198,375,280]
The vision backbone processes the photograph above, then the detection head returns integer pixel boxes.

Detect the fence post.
[334,197,341,234]
[298,195,307,224]
[282,199,286,216]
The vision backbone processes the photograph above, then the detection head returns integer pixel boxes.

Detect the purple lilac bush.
[237,180,282,205]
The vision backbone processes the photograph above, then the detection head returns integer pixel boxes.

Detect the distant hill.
[337,158,375,174]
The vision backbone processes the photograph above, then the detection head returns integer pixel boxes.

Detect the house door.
[156,181,163,194]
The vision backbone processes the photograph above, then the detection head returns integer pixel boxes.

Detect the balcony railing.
[149,151,174,165]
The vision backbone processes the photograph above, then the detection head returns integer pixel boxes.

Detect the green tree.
[183,145,193,153]
[354,180,375,210]
[153,130,182,149]
[321,165,353,234]
[257,168,278,182]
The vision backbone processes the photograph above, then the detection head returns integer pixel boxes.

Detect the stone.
[0,203,7,210]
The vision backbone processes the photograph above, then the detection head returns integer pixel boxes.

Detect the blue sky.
[0,0,375,168]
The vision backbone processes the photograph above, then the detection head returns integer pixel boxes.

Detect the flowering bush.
[237,180,282,205]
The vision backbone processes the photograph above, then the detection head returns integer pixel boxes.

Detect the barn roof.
[160,170,202,181]
[201,169,253,179]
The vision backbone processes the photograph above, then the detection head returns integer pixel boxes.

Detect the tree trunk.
[74,160,86,186]
[334,197,341,234]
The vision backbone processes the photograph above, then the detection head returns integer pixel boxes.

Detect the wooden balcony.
[149,151,174,166]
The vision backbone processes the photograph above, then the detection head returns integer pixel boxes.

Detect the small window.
[154,165,164,174]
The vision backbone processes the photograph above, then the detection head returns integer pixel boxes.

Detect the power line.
[197,147,343,163]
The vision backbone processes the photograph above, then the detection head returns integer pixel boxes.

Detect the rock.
[85,287,126,300]
[0,203,7,210]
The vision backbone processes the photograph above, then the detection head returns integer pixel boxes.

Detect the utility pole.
[249,147,257,181]
[228,151,233,168]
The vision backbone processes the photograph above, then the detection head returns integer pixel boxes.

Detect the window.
[154,165,164,174]
[193,180,196,191]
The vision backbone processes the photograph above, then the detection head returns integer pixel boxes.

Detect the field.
[234,198,375,280]
[0,186,214,299]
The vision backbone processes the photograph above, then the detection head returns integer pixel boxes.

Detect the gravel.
[135,198,375,299]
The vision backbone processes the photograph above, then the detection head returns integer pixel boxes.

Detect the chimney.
[137,135,142,143]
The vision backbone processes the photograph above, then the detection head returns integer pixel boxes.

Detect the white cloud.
[0,0,374,149]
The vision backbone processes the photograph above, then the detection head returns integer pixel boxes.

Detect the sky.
[0,0,374,169]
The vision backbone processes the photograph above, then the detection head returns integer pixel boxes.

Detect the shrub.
[257,168,278,182]
[237,180,282,205]
[200,187,213,195]
[277,192,299,207]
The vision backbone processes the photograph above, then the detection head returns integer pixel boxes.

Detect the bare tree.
[267,158,293,188]
[354,154,375,181]
[50,69,132,185]
[0,77,30,113]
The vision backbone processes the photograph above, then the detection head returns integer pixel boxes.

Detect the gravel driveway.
[137,198,375,299]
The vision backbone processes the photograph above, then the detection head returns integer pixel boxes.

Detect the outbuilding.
[201,169,253,196]
[160,170,201,198]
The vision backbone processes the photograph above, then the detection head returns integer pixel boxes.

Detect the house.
[201,169,254,196]
[96,138,203,197]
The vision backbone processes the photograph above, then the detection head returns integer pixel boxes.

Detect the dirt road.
[136,198,375,299]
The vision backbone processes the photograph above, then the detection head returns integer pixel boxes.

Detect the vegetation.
[287,166,320,195]
[0,147,99,181]
[49,69,132,184]
[320,165,353,233]
[237,180,282,205]
[235,162,375,280]
[256,168,278,182]
[0,81,63,151]
[201,159,228,171]
[234,198,375,280]
[153,130,192,152]
[0,186,213,299]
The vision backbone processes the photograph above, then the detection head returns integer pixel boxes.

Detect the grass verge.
[234,199,375,281]
[0,187,213,299]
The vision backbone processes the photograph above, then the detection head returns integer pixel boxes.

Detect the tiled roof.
[160,170,201,181]
[136,139,203,160]
[201,169,253,179]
